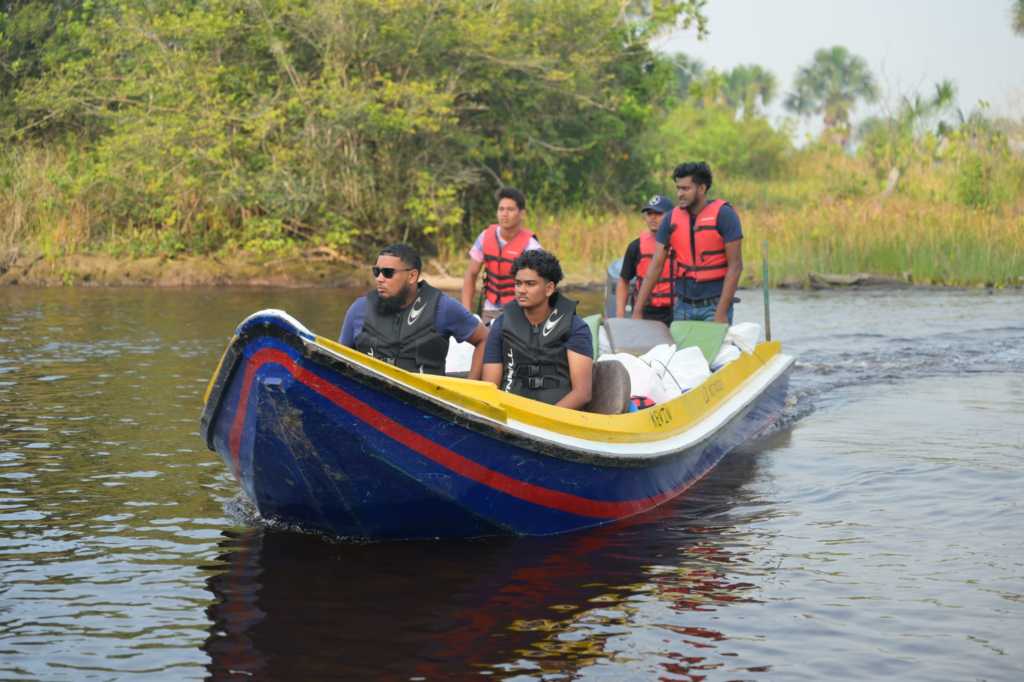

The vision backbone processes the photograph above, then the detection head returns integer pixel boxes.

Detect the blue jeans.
[674,300,733,325]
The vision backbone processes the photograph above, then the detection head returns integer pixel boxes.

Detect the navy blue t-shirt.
[339,291,480,347]
[483,314,594,365]
[656,202,743,301]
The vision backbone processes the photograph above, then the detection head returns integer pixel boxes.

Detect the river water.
[1,286,1022,681]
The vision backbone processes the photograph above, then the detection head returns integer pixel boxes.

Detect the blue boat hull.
[201,314,792,540]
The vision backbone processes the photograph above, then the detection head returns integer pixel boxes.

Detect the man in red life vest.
[615,194,676,326]
[461,187,543,323]
[631,162,743,325]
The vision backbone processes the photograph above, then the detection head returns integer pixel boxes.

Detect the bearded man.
[340,244,489,379]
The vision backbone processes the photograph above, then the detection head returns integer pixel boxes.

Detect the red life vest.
[631,395,656,410]
[482,224,536,306]
[631,231,674,308]
[668,199,731,282]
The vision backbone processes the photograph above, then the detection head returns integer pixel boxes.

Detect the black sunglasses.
[372,266,414,279]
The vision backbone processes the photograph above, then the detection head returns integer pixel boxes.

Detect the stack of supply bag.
[597,321,762,406]
[710,322,760,371]
[598,343,711,405]
[444,313,761,402]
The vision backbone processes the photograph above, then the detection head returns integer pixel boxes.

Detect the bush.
[640,100,792,183]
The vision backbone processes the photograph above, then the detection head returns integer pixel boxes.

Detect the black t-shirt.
[619,236,674,326]
[619,238,642,282]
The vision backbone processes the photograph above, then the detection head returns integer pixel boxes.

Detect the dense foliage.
[1,2,1021,289]
[1,0,707,256]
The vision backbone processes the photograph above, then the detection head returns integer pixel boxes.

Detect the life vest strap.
[526,376,560,390]
[682,263,728,273]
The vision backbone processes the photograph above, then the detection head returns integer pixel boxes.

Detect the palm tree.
[723,64,778,118]
[784,46,878,140]
[901,78,958,137]
[669,53,706,100]
[1013,0,1024,36]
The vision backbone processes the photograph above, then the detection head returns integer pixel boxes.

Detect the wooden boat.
[200,310,793,540]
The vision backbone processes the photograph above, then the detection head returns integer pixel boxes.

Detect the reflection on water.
[0,286,1022,681]
[203,448,775,681]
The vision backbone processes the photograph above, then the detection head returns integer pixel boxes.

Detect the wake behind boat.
[199,308,793,540]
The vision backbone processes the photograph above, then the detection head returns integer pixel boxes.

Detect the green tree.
[5,0,708,256]
[859,79,958,176]
[643,99,791,180]
[722,64,777,118]
[1012,0,1024,36]
[784,46,878,143]
[0,1,86,129]
[667,52,706,100]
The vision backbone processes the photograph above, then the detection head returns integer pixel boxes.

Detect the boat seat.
[603,317,676,356]
[584,359,631,415]
[669,321,728,363]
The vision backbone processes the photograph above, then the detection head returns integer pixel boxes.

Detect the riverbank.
[0,249,590,290]
[5,145,1022,291]
[3,249,1019,293]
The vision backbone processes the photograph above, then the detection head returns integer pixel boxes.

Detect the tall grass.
[0,145,97,266]
[3,143,1022,287]
[547,148,1024,287]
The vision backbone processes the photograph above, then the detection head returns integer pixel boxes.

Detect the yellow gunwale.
[313,335,783,444]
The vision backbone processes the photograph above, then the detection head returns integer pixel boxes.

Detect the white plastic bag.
[598,352,667,404]
[724,322,760,353]
[661,346,711,401]
[637,343,677,378]
[711,343,741,371]
[598,325,612,357]
[445,336,476,374]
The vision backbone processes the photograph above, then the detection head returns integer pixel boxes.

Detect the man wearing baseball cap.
[615,194,676,326]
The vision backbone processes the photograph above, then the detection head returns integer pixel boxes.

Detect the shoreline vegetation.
[2,2,1022,291]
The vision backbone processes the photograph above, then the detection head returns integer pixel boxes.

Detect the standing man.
[340,244,489,379]
[461,187,542,323]
[631,162,743,325]
[482,250,593,410]
[615,194,676,326]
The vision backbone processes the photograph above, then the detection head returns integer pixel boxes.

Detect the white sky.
[657,0,1024,132]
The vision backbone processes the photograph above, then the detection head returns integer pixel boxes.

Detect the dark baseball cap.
[641,195,675,214]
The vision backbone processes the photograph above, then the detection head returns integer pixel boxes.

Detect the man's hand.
[615,277,630,318]
[630,243,669,319]
[461,259,484,312]
[466,322,489,381]
[714,239,744,326]
[554,351,593,411]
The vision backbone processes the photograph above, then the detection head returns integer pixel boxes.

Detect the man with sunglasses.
[340,244,489,379]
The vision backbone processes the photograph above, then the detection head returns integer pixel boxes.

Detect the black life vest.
[500,292,577,405]
[354,281,448,375]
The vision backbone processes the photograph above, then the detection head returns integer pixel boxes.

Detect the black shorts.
[641,305,674,327]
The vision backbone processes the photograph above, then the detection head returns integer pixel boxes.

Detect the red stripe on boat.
[227,348,701,519]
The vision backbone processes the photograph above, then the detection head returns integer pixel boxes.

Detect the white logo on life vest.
[407,296,427,325]
[504,348,515,392]
[542,308,563,337]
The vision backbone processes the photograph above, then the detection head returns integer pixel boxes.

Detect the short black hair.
[378,243,421,273]
[495,186,526,211]
[672,161,713,191]
[510,250,563,286]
